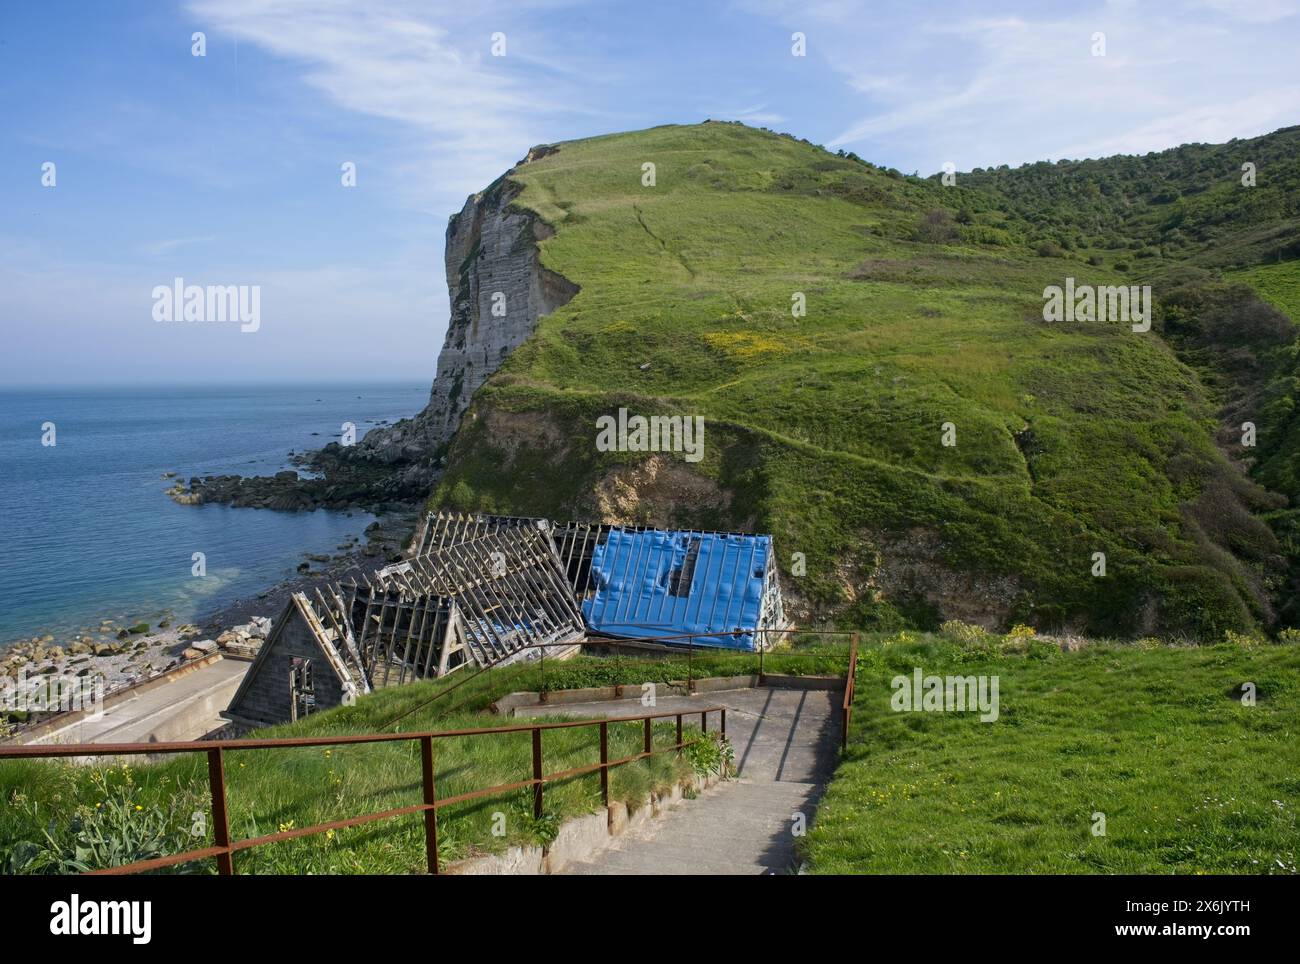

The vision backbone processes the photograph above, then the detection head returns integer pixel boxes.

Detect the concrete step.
[562,779,822,875]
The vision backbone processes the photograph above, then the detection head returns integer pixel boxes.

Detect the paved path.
[514,686,841,875]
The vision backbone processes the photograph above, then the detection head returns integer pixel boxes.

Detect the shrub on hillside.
[1000,624,1039,653]
[1223,629,1267,648]
[447,479,476,511]
[914,208,958,244]
[939,619,995,649]
[961,224,1014,246]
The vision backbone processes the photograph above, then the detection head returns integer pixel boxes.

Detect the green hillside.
[432,121,1300,638]
[958,125,1300,272]
[804,630,1300,874]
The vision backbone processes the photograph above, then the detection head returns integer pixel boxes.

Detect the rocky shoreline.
[0,502,422,738]
[198,502,420,633]
[164,435,439,512]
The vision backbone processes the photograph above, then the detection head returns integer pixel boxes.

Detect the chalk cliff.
[344,155,577,495]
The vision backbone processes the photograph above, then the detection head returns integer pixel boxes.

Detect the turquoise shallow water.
[0,382,427,646]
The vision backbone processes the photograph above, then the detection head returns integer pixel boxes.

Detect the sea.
[0,382,429,648]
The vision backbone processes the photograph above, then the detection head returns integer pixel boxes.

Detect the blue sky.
[2,0,1297,386]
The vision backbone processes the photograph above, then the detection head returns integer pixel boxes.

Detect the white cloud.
[143,237,215,257]
[705,103,787,124]
[187,0,602,197]
[741,0,1300,171]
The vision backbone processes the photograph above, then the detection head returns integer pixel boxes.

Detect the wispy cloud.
[740,0,1300,171]
[704,103,787,125]
[187,0,604,197]
[143,237,215,257]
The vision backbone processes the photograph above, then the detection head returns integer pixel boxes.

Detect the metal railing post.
[841,631,859,751]
[675,713,683,753]
[420,735,439,874]
[599,721,609,807]
[720,708,726,742]
[207,747,234,876]
[688,635,694,693]
[532,727,544,820]
[643,717,652,756]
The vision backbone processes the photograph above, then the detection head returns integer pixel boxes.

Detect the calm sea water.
[0,383,428,647]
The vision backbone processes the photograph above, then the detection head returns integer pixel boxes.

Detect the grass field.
[1230,260,1300,327]
[1,712,697,874]
[803,631,1300,874]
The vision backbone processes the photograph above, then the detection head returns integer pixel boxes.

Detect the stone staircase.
[515,685,843,875]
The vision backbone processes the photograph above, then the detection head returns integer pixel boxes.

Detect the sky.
[1,0,1297,387]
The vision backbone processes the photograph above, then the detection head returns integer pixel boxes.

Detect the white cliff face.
[350,172,577,481]
[427,185,578,447]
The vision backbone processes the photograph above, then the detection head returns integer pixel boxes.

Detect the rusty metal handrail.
[841,632,859,750]
[0,705,726,876]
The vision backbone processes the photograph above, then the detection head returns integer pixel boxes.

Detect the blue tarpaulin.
[581,529,772,650]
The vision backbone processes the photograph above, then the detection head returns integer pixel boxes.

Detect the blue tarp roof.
[581,529,772,650]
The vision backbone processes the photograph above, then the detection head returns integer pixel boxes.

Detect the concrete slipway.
[21,656,248,746]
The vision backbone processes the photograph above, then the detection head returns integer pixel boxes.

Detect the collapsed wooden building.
[227,512,789,725]
[225,522,585,726]
[415,512,788,649]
